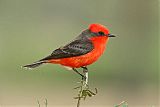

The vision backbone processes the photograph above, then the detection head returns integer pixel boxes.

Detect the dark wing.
[40,38,93,61]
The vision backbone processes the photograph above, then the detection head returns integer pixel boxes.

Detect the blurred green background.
[0,0,159,107]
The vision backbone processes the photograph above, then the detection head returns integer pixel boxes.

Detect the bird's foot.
[81,66,88,73]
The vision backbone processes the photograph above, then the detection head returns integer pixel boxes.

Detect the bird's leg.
[81,66,88,73]
[72,68,86,80]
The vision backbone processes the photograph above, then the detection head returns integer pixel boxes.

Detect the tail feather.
[23,61,45,69]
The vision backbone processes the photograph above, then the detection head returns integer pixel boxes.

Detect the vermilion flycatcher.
[23,23,115,78]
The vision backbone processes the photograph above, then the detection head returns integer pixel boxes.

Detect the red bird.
[23,23,115,78]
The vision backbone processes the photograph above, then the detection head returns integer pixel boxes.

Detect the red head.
[88,23,115,38]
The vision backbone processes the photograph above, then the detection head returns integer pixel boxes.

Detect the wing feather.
[40,37,93,61]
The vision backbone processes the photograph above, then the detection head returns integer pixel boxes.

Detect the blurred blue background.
[0,0,159,106]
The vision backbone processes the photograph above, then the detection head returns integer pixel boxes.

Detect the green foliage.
[74,82,97,100]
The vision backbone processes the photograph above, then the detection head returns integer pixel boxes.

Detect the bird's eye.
[98,31,105,35]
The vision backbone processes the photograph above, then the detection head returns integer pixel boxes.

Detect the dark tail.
[23,61,45,69]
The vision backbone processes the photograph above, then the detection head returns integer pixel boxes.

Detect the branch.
[74,70,97,107]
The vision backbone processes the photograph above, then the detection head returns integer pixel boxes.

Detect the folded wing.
[40,38,94,61]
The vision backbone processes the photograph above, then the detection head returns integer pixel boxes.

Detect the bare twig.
[75,69,97,107]
[115,101,127,107]
[45,98,48,107]
[37,100,40,107]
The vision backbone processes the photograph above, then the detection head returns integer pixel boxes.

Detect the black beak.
[108,34,116,37]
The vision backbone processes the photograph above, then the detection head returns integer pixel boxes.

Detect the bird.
[23,23,115,78]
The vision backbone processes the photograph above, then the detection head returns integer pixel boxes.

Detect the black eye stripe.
[98,31,105,35]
